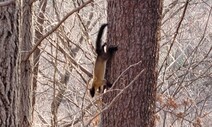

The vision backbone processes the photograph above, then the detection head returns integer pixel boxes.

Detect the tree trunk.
[18,0,33,126]
[102,1,162,127]
[0,2,19,126]
[0,0,32,126]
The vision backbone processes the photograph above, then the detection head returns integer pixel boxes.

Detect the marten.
[90,24,118,97]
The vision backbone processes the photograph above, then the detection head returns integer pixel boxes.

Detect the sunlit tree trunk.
[0,0,33,126]
[18,0,33,126]
[102,0,162,127]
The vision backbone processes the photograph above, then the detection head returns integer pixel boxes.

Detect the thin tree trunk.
[17,0,33,126]
[102,1,162,127]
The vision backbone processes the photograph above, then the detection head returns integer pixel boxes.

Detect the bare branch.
[159,0,190,73]
[24,0,93,61]
[85,69,145,127]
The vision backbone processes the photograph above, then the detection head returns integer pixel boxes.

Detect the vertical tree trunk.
[18,0,33,126]
[102,1,162,127]
[0,2,19,126]
[0,0,33,126]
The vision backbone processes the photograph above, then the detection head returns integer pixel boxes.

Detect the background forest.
[0,0,211,127]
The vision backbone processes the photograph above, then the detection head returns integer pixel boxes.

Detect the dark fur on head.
[90,24,118,97]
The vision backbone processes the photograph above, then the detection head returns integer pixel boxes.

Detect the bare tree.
[156,0,212,126]
[5,0,209,126]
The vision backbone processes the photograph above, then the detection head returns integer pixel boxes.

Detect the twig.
[24,0,93,61]
[111,60,143,89]
[85,69,145,127]
[159,0,190,73]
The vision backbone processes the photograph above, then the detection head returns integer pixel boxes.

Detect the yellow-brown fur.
[90,24,118,97]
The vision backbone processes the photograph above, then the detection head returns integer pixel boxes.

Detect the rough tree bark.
[102,1,162,127]
[18,0,33,126]
[0,0,32,126]
[0,1,19,126]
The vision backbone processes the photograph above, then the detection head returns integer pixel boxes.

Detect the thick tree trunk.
[0,0,32,126]
[102,1,162,127]
[0,2,19,126]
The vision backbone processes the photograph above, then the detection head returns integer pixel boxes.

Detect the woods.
[0,0,211,127]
